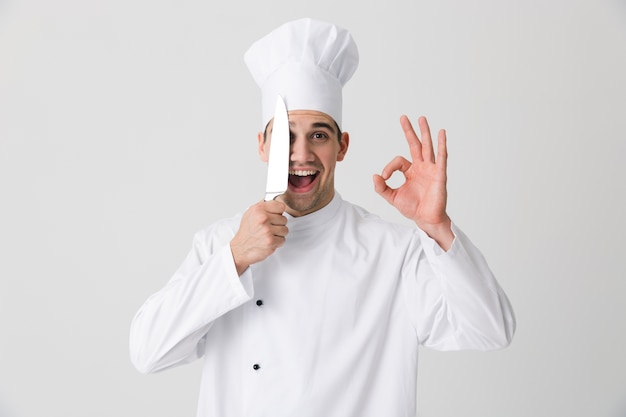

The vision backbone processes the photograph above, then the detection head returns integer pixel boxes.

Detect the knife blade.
[264,96,290,201]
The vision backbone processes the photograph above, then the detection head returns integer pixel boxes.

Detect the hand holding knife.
[230,96,290,275]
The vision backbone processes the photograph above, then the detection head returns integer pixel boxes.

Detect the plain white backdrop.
[1,0,625,416]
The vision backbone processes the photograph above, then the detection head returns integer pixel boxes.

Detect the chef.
[129,18,515,417]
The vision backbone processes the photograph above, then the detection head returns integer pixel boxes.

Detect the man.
[130,18,515,417]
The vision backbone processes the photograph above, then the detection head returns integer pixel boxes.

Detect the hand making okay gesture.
[373,115,454,250]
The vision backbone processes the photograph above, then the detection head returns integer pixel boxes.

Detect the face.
[259,110,349,217]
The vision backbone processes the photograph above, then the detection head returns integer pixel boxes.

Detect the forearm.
[129,245,253,373]
[412,224,515,351]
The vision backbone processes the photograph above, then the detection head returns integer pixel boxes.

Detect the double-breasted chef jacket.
[130,193,515,417]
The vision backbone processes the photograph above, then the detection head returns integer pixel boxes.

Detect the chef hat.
[244,18,359,130]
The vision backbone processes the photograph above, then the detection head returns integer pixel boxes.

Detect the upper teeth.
[289,170,316,176]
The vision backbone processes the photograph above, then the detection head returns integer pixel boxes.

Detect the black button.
[256,299,263,307]
[253,363,260,370]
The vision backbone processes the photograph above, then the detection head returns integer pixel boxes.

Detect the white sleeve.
[403,223,516,351]
[129,232,254,373]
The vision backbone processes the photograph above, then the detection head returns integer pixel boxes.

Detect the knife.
[264,95,290,201]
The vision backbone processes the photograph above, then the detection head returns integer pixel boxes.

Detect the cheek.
[322,152,340,168]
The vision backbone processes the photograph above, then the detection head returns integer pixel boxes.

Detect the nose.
[290,134,313,163]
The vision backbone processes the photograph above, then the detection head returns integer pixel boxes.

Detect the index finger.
[263,199,286,214]
[400,115,423,162]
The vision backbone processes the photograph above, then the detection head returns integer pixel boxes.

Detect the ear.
[258,131,269,162]
[336,131,350,162]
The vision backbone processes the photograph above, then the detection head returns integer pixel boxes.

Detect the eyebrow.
[287,121,336,133]
[312,122,336,132]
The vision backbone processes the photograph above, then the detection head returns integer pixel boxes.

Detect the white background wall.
[1,0,625,416]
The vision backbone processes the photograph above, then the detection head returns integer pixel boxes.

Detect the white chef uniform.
[130,194,515,417]
[129,18,515,417]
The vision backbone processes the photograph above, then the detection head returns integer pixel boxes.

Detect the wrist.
[417,216,454,251]
[229,240,249,276]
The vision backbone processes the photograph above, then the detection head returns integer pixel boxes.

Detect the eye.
[312,132,329,141]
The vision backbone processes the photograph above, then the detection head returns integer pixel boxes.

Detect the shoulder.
[192,213,243,251]
[339,199,416,239]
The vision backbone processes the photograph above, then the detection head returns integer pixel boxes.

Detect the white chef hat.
[244,18,359,130]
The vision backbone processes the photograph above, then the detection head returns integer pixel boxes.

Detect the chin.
[284,190,333,215]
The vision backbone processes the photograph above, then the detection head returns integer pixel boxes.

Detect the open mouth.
[288,169,319,191]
